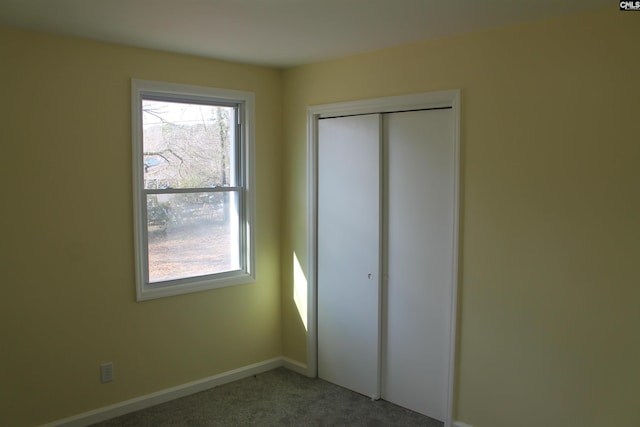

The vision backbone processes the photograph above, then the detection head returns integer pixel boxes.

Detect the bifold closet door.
[317,114,381,399]
[382,108,454,421]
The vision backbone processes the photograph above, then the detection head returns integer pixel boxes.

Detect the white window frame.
[131,79,256,301]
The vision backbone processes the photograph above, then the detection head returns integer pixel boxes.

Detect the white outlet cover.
[100,363,113,383]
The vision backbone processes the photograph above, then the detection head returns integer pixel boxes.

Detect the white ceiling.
[0,0,610,68]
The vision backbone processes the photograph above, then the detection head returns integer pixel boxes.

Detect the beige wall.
[0,28,283,426]
[281,7,639,427]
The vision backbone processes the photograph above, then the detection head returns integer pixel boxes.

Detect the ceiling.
[0,0,610,68]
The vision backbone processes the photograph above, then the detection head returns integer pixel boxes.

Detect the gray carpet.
[91,367,443,426]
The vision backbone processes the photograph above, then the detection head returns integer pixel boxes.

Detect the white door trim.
[306,90,461,427]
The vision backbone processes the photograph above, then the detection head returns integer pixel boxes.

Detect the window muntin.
[132,80,255,300]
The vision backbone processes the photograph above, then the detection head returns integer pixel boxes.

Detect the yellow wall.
[0,28,283,426]
[282,7,639,427]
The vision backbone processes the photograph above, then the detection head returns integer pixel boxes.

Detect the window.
[132,80,255,300]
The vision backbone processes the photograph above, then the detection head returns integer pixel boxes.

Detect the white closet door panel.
[317,114,381,398]
[383,109,454,421]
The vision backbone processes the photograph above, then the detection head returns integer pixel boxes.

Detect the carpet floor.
[90,367,443,426]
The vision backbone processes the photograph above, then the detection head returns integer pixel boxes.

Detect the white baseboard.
[453,421,474,427]
[41,357,284,427]
[282,357,309,376]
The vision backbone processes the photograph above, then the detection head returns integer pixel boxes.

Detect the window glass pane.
[142,99,236,189]
[146,191,240,283]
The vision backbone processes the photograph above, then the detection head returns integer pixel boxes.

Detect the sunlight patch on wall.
[293,252,308,331]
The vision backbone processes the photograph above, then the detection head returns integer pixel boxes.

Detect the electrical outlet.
[100,362,113,383]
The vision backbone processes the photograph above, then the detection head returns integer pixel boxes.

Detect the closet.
[315,95,458,423]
